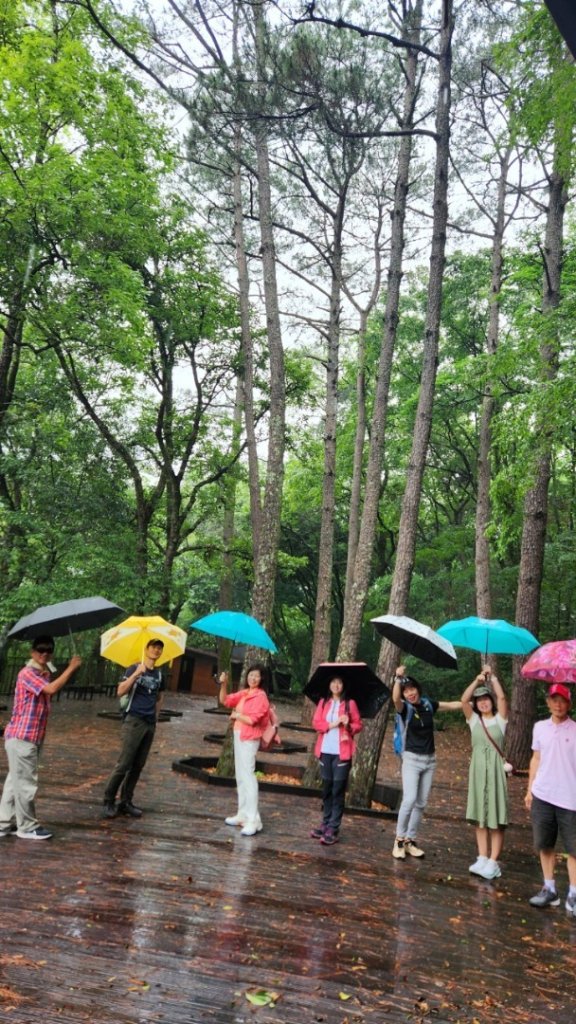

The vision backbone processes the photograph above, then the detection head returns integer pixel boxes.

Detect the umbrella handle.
[68,623,77,655]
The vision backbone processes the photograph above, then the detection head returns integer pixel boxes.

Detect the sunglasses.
[35,646,54,654]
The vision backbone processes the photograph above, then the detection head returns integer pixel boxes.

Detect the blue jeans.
[396,751,436,840]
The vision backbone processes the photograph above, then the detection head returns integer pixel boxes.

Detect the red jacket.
[313,698,362,760]
[224,687,270,741]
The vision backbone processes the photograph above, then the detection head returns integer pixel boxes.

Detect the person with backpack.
[460,667,509,880]
[392,665,461,860]
[310,675,362,846]
[102,638,165,819]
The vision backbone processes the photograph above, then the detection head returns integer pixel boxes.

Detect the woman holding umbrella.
[460,666,509,880]
[219,663,271,837]
[392,666,461,860]
[310,675,363,846]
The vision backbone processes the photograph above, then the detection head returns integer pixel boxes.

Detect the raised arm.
[488,668,508,719]
[43,655,82,696]
[437,699,463,712]
[460,671,487,721]
[392,665,406,712]
[218,671,229,706]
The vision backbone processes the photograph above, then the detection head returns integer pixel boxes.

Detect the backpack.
[393,697,433,757]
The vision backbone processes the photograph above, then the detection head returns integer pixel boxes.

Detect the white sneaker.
[16,826,53,840]
[404,839,425,858]
[224,816,244,827]
[240,824,263,836]
[479,858,501,880]
[392,839,406,860]
[469,856,488,875]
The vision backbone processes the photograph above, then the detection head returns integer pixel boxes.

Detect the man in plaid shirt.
[0,635,81,840]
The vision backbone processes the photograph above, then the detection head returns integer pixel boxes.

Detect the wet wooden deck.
[1,693,575,1023]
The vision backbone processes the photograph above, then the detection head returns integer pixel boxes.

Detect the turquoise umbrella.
[189,611,277,653]
[437,616,539,658]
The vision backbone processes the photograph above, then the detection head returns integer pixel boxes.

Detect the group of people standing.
[391,664,576,916]
[1,637,576,919]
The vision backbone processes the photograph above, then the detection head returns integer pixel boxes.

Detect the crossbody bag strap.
[478,713,505,760]
[401,701,415,752]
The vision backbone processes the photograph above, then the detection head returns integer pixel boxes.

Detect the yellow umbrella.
[100,615,187,668]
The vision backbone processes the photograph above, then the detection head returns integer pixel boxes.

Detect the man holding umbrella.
[0,636,82,840]
[102,638,165,819]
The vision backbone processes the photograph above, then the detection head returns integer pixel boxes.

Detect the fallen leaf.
[245,988,280,1006]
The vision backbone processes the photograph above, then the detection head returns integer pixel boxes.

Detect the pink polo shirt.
[531,716,576,811]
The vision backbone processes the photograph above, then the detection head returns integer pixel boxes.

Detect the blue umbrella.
[189,611,277,653]
[437,616,539,657]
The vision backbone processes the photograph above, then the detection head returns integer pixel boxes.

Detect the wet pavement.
[0,692,575,1022]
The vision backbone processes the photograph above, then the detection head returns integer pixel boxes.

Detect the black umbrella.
[370,614,458,669]
[8,596,124,641]
[304,662,390,719]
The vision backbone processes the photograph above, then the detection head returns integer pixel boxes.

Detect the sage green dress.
[465,713,509,829]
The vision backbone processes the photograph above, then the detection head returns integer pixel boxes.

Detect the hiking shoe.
[405,839,425,858]
[469,856,488,875]
[17,827,53,840]
[320,829,339,846]
[478,859,501,880]
[529,886,560,908]
[310,825,326,839]
[102,801,117,819]
[225,815,244,827]
[565,893,576,916]
[392,839,406,860]
[118,802,143,818]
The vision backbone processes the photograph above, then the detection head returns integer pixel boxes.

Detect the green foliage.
[494,2,576,179]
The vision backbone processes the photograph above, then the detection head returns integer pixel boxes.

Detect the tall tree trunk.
[507,162,567,769]
[348,0,454,806]
[249,3,286,631]
[337,0,424,659]
[309,205,345,671]
[475,145,511,624]
[343,308,368,604]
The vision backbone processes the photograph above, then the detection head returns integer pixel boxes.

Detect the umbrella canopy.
[438,616,539,657]
[304,662,389,720]
[520,639,576,684]
[370,614,458,669]
[100,615,187,668]
[189,611,277,653]
[8,596,124,641]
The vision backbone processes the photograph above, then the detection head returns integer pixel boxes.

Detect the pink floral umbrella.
[520,639,576,684]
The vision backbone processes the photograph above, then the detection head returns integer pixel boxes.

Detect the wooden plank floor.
[1,693,575,1023]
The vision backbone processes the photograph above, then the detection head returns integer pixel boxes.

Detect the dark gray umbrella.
[8,597,124,641]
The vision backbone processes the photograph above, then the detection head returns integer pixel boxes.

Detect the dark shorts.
[531,794,576,856]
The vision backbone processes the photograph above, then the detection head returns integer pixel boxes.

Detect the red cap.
[548,683,571,702]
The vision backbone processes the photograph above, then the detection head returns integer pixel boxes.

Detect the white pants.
[0,737,41,832]
[233,732,262,829]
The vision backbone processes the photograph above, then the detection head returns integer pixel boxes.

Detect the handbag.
[259,703,281,751]
[478,714,514,774]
